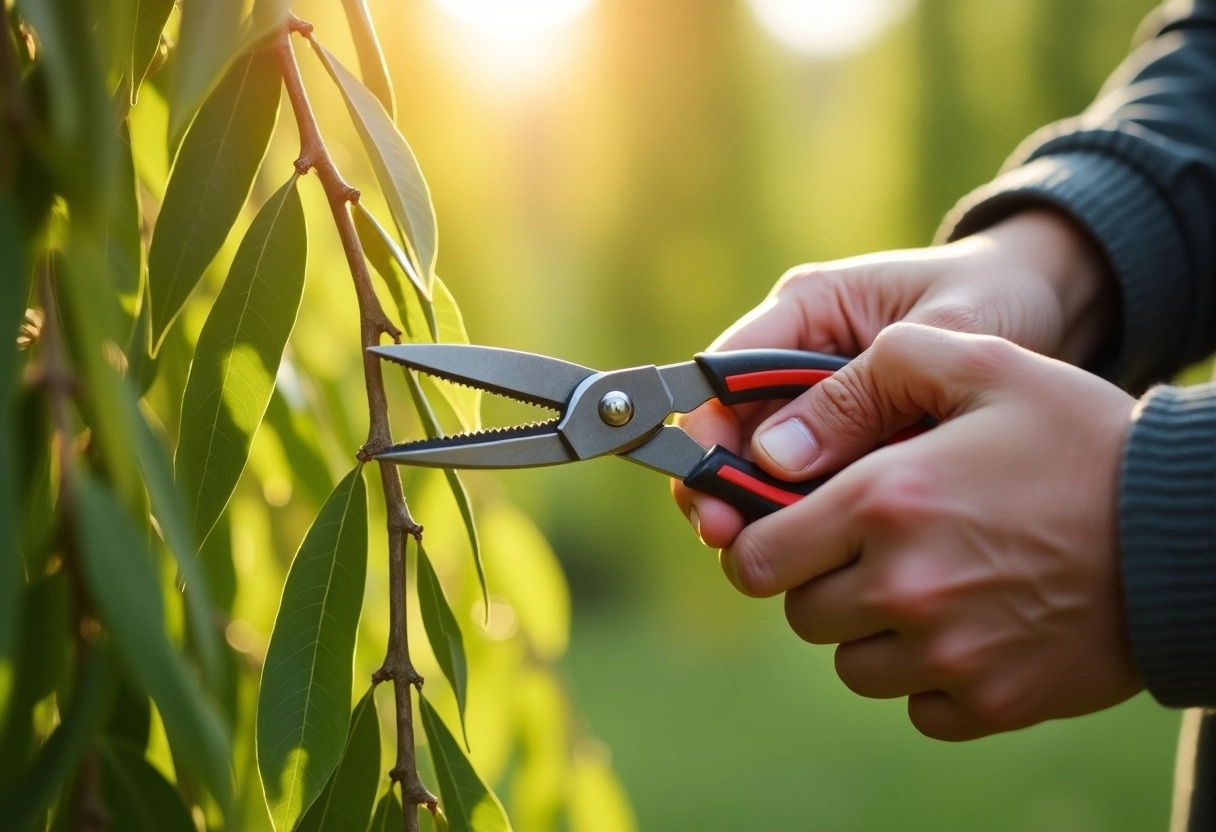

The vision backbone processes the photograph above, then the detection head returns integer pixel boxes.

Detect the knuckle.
[774,263,834,294]
[853,468,937,532]
[922,637,980,686]
[784,587,831,644]
[964,682,1026,730]
[870,564,941,624]
[725,535,779,597]
[807,373,878,443]
[957,333,1021,381]
[913,303,984,335]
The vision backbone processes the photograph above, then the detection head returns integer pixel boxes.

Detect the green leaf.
[104,675,152,752]
[129,0,175,104]
[369,789,404,832]
[353,203,434,341]
[419,695,511,832]
[0,645,115,830]
[257,466,368,832]
[74,476,232,811]
[405,371,485,609]
[123,386,222,687]
[429,277,480,432]
[417,545,469,746]
[312,43,437,284]
[175,175,307,546]
[148,48,282,349]
[244,0,293,52]
[295,687,381,832]
[0,198,26,727]
[97,740,196,832]
[105,126,143,343]
[568,751,637,832]
[339,0,395,119]
[169,0,245,147]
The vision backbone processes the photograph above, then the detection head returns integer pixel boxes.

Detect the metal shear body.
[369,344,918,522]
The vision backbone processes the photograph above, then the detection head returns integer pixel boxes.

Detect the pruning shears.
[368,344,928,522]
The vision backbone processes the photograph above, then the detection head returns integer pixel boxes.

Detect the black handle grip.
[694,349,849,405]
[683,445,829,523]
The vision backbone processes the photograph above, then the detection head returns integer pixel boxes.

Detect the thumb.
[750,323,1016,479]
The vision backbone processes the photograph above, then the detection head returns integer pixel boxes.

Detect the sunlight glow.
[746,0,915,59]
[428,0,598,84]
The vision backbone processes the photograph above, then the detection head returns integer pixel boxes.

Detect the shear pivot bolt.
[598,391,634,427]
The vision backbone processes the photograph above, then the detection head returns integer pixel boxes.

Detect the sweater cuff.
[1119,382,1216,707]
[936,151,1189,390]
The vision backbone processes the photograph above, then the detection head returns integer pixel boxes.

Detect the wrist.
[976,208,1118,366]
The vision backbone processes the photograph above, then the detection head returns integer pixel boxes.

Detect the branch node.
[287,14,313,35]
[357,440,386,461]
[344,185,361,204]
[293,157,313,176]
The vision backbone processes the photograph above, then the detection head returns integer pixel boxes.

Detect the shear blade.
[375,422,576,469]
[368,343,593,409]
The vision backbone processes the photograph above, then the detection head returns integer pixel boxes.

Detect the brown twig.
[275,23,436,830]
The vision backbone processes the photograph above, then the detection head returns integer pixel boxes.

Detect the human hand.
[673,209,1115,547]
[720,323,1140,740]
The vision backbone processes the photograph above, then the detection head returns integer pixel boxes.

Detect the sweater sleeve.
[936,2,1216,707]
[937,0,1216,391]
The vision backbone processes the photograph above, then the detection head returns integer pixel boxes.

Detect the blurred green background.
[298,0,1179,828]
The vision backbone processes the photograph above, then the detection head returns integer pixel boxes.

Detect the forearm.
[940,0,1216,390]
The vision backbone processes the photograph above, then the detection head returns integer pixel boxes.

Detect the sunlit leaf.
[105,126,142,342]
[0,198,25,726]
[129,0,175,104]
[198,511,236,613]
[483,505,569,660]
[405,372,485,608]
[243,0,293,51]
[74,475,232,810]
[568,748,637,832]
[148,48,282,349]
[257,466,368,832]
[124,385,222,687]
[312,43,437,284]
[169,0,245,147]
[429,277,480,432]
[417,544,470,745]
[369,789,404,832]
[353,203,435,341]
[175,176,307,546]
[419,695,511,832]
[295,687,381,832]
[0,645,114,829]
[340,0,395,119]
[510,671,567,831]
[97,740,195,832]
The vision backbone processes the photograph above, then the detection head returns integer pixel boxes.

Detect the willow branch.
[275,22,437,828]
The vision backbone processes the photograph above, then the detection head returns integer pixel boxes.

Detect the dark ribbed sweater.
[935,2,1216,827]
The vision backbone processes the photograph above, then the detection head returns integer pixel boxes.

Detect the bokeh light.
[746,0,915,58]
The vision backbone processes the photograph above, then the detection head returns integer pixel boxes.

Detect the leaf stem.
[275,23,436,830]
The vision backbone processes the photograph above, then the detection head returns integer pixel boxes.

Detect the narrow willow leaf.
[0,646,114,829]
[75,476,232,810]
[175,176,307,546]
[243,0,293,51]
[0,199,25,725]
[353,203,434,340]
[417,545,469,745]
[295,687,381,832]
[419,696,511,832]
[169,0,245,147]
[369,789,404,832]
[124,386,221,686]
[257,467,368,832]
[104,675,152,752]
[105,126,143,342]
[405,372,485,608]
[149,48,283,349]
[339,0,395,118]
[312,43,437,284]
[97,740,196,832]
[130,0,175,103]
[429,277,480,432]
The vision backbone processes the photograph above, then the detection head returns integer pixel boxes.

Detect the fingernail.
[689,506,703,544]
[757,417,819,472]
